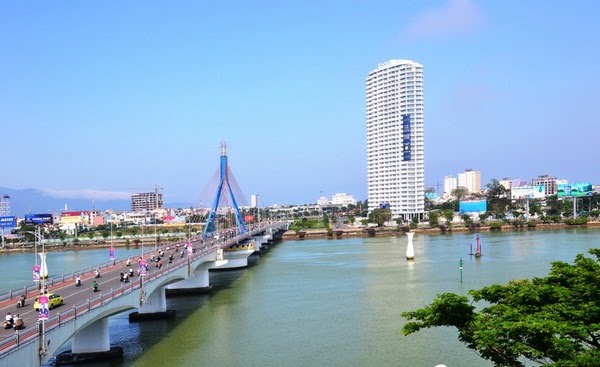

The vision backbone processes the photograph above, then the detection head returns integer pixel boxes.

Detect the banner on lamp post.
[139,259,147,276]
[33,265,40,282]
[38,295,49,320]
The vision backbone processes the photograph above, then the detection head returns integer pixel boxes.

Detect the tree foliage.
[428,211,439,227]
[402,249,600,366]
[368,208,391,227]
[485,179,511,218]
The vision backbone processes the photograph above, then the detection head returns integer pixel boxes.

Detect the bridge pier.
[130,287,175,321]
[166,260,227,295]
[252,237,266,253]
[72,318,110,353]
[54,319,123,365]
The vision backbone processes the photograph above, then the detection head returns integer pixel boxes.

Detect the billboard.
[557,183,593,197]
[24,214,53,225]
[459,200,487,213]
[0,216,16,228]
[511,185,545,200]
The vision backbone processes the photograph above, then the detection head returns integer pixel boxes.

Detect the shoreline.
[1,221,599,253]
[282,221,600,241]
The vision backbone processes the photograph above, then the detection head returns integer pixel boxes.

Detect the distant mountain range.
[0,187,194,217]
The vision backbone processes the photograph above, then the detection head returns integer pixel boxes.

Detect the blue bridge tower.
[203,142,247,238]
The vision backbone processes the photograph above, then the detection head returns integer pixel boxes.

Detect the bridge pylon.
[203,142,247,238]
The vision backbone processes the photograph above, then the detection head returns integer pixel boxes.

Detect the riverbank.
[282,221,600,240]
[2,221,599,253]
[0,237,173,253]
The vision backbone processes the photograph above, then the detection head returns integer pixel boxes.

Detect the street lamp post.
[23,227,48,359]
[256,194,260,227]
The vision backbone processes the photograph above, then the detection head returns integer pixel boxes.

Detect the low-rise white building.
[331,193,357,206]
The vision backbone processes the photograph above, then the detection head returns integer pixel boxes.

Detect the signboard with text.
[557,183,593,197]
[0,216,16,228]
[24,214,53,225]
[511,185,545,200]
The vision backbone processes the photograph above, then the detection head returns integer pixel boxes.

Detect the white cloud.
[404,0,484,39]
[40,189,131,201]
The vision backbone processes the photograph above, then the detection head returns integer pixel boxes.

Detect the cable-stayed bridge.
[0,144,287,367]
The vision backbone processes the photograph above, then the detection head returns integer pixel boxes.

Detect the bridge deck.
[0,222,283,357]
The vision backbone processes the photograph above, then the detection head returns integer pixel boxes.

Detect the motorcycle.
[95,269,101,278]
[16,295,26,308]
[92,283,99,293]
[75,278,82,287]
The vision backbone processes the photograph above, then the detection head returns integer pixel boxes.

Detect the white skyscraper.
[366,60,425,221]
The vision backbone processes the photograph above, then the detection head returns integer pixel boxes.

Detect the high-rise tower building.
[366,60,425,221]
[0,195,10,216]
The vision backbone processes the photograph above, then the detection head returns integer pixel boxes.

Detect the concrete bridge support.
[139,287,167,314]
[130,286,175,321]
[166,260,227,294]
[253,237,266,253]
[71,318,110,354]
[221,250,252,268]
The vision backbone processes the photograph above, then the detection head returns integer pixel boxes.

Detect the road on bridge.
[0,236,215,340]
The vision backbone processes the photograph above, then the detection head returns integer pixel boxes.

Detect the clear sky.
[1,1,599,206]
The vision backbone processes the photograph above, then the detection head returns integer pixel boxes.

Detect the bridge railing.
[0,222,286,357]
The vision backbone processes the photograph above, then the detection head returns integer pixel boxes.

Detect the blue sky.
[1,0,598,206]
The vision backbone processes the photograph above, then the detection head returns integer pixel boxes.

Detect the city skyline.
[1,1,599,206]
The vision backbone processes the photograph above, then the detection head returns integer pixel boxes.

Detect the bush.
[566,217,588,225]
[490,221,503,231]
[512,219,525,228]
[527,220,538,228]
[400,225,411,232]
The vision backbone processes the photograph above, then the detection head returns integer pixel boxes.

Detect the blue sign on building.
[402,114,411,161]
[459,200,487,213]
[0,216,16,228]
[24,214,53,225]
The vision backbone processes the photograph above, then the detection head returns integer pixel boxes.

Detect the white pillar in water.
[71,318,110,353]
[406,232,415,260]
[139,287,167,314]
[39,252,49,279]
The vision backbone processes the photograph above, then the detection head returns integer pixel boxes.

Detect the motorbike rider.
[17,294,26,308]
[75,276,82,286]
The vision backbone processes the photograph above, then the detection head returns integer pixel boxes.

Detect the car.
[33,293,64,311]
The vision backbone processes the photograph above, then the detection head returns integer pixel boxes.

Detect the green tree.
[428,211,439,227]
[442,209,454,223]
[402,249,600,366]
[452,187,469,202]
[485,179,511,218]
[546,195,564,217]
[348,214,355,224]
[368,208,391,227]
[322,212,330,228]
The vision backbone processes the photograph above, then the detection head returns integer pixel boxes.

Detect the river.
[2,228,598,366]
